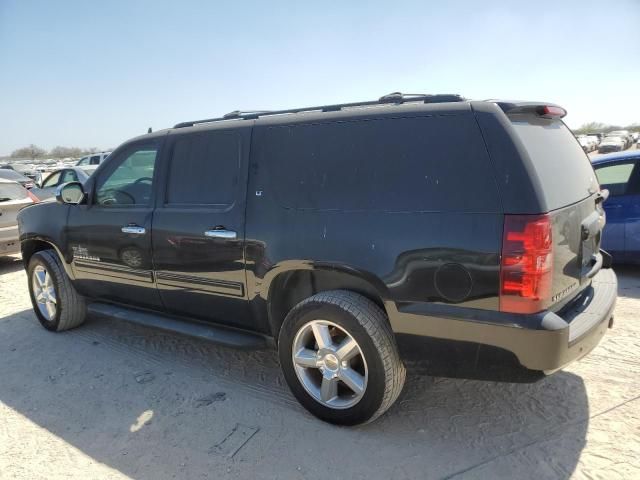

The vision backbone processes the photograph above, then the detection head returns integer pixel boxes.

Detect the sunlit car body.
[0,168,35,189]
[0,179,37,256]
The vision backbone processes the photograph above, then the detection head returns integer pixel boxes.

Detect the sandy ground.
[0,254,639,480]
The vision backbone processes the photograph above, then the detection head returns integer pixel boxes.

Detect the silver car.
[0,179,37,256]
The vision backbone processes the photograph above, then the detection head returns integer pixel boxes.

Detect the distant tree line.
[9,144,105,160]
[572,122,640,135]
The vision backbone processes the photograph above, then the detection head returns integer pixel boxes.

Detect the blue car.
[592,150,640,264]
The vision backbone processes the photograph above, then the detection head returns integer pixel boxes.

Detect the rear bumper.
[390,267,617,373]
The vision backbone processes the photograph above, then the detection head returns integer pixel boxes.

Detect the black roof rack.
[173,92,464,128]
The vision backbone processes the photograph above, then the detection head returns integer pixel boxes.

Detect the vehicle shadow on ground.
[614,265,640,300]
[0,254,24,274]
[0,307,589,479]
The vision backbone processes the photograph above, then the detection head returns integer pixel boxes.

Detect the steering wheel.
[99,188,135,205]
[134,177,153,185]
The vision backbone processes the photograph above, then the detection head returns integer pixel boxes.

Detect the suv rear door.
[151,125,252,329]
[505,113,604,310]
[67,139,164,309]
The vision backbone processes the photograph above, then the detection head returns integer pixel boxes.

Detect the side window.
[90,155,101,165]
[95,145,158,206]
[595,162,636,197]
[78,157,89,166]
[42,171,61,188]
[165,131,240,206]
[261,115,500,212]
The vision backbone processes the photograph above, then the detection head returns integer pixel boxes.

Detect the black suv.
[18,93,617,425]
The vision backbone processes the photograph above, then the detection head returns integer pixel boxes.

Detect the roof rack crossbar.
[173,92,464,128]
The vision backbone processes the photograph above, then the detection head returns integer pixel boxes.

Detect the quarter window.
[95,146,157,206]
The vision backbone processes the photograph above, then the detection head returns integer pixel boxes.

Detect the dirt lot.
[0,254,639,480]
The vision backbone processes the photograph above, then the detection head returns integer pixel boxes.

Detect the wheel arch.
[21,238,74,279]
[264,262,396,343]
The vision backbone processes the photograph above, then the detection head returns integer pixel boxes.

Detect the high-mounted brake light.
[536,105,567,118]
[500,214,553,314]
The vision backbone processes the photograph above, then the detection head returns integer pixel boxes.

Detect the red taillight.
[536,105,567,118]
[500,214,553,314]
[27,190,40,203]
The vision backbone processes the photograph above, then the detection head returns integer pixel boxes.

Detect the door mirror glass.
[56,182,86,205]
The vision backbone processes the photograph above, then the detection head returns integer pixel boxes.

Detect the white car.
[608,130,631,148]
[76,151,111,167]
[577,136,593,152]
[0,179,38,256]
[598,136,626,153]
[586,135,600,147]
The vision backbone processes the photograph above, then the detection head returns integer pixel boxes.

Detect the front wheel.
[28,250,87,332]
[278,290,405,425]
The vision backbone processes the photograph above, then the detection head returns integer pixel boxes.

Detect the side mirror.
[56,182,86,205]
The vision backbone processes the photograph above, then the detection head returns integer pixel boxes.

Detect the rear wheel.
[28,250,86,331]
[278,290,405,425]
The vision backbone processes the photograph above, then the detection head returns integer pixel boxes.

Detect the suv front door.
[67,139,164,309]
[151,126,252,329]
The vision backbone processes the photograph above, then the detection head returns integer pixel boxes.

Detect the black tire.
[278,290,405,425]
[27,249,87,332]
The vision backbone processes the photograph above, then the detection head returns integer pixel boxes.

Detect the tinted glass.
[510,115,599,209]
[0,183,28,202]
[260,115,499,212]
[166,132,240,206]
[90,155,101,165]
[595,162,636,196]
[42,171,61,188]
[95,147,157,206]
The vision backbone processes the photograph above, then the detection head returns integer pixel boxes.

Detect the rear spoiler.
[492,101,567,119]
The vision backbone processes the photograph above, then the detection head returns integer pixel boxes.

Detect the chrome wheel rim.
[32,265,57,321]
[292,320,368,409]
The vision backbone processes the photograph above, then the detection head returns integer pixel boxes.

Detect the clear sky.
[0,0,638,155]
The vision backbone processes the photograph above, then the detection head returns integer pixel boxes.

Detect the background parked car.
[76,151,111,167]
[577,135,596,152]
[0,178,38,256]
[608,130,632,149]
[0,168,35,189]
[593,151,640,264]
[30,167,92,202]
[598,135,626,153]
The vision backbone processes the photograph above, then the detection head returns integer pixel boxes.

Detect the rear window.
[509,115,599,210]
[0,183,28,202]
[260,115,500,212]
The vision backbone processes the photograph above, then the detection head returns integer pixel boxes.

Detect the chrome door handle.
[204,229,237,239]
[121,225,146,235]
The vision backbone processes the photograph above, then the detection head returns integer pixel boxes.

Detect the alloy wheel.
[292,320,368,409]
[32,265,57,321]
